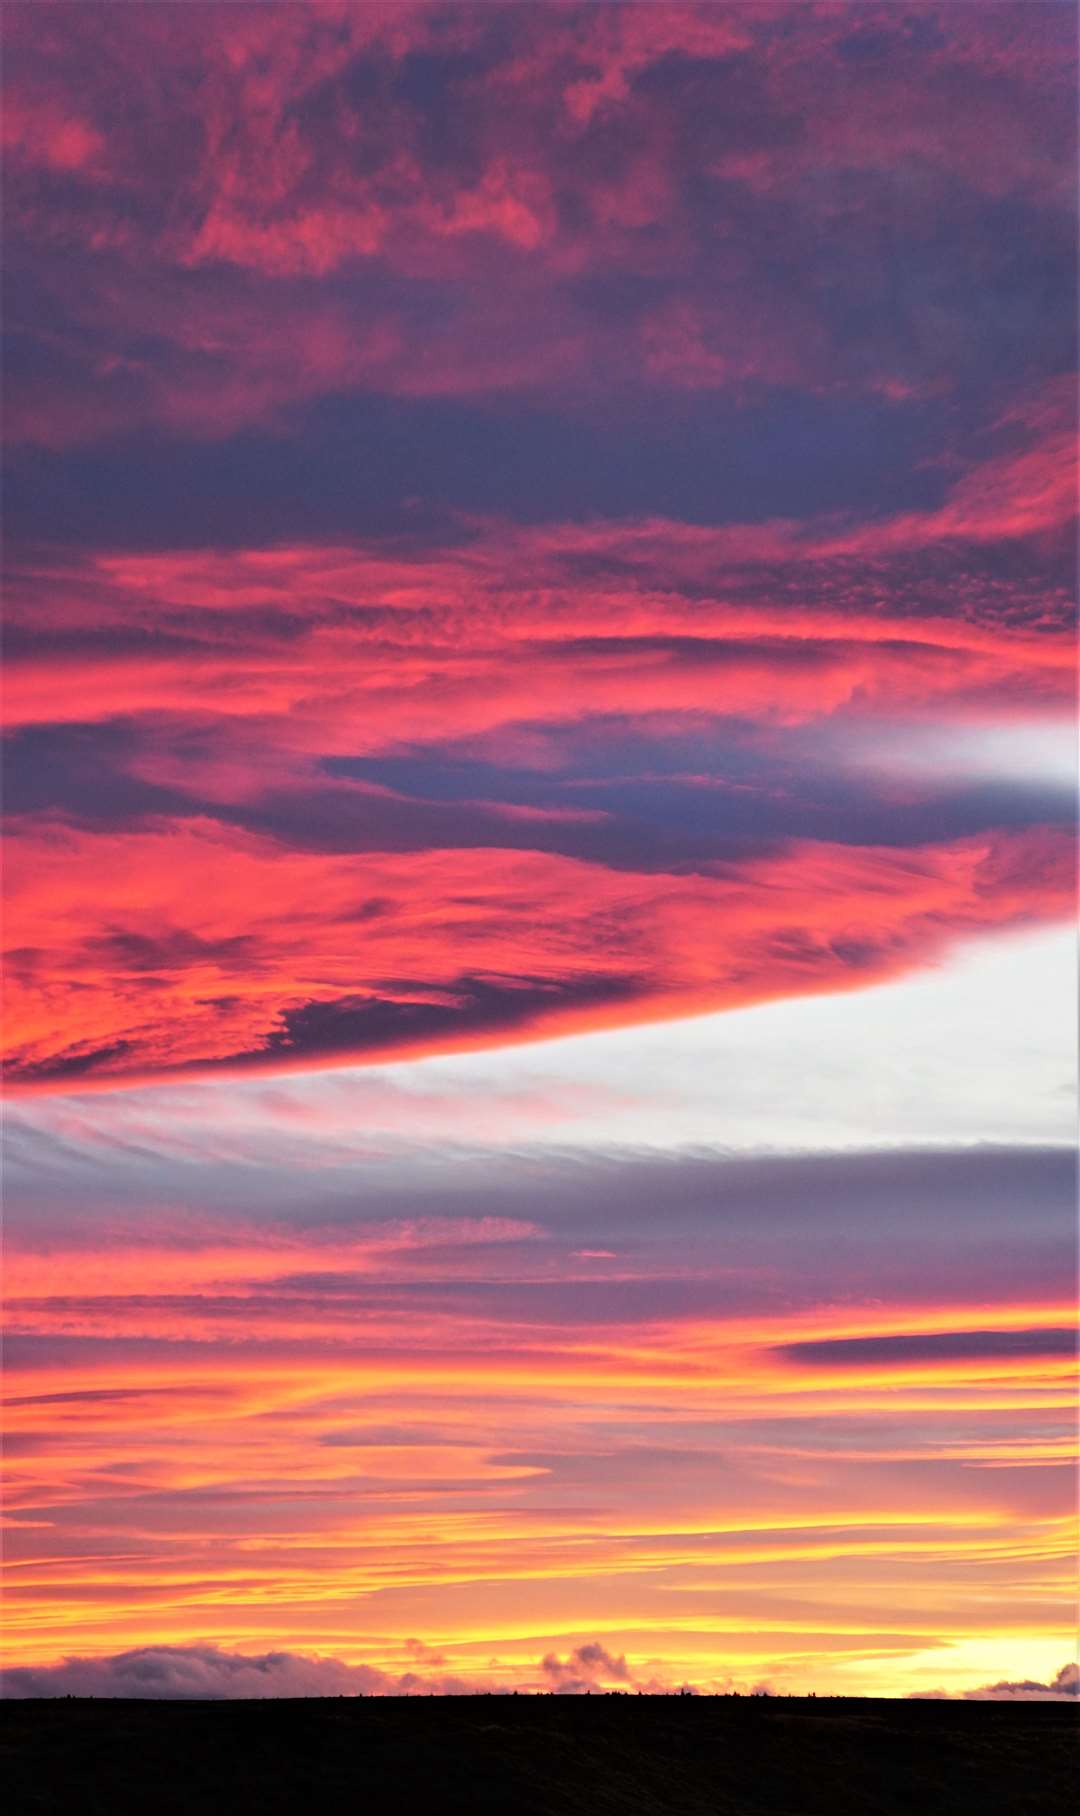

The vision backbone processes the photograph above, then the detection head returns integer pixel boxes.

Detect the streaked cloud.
[1,1,1075,1697]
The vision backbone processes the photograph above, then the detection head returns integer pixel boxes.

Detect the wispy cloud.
[1,0,1075,1699]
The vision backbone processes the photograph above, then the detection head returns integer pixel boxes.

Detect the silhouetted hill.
[3,1695,1075,1815]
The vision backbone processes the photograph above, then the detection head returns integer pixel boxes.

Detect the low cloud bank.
[539,1642,698,1696]
[2,1641,706,1700]
[27,1640,1068,1702]
[1,1644,479,1700]
[911,1663,1078,1703]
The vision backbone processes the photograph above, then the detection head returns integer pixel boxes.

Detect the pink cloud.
[4,3,1072,441]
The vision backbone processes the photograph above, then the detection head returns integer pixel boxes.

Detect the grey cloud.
[964,1662,1079,1702]
[781,1328,1077,1368]
[2,1640,701,1700]
[231,973,641,1072]
[540,1643,698,1696]
[911,1662,1079,1702]
[541,1642,632,1693]
[4,1145,1074,1307]
[1,1643,477,1701]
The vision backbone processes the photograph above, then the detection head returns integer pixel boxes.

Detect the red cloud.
[3,3,1073,441]
[2,8,1075,1092]
[4,818,1072,1089]
[4,388,1076,746]
[1,97,104,173]
[3,422,1075,1090]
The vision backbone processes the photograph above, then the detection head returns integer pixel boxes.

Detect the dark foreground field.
[4,1695,1076,1816]
[4,1692,1074,1816]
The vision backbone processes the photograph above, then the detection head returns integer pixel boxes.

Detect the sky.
[1,1,1077,1701]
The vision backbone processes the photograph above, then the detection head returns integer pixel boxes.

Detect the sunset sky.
[2,1,1077,1701]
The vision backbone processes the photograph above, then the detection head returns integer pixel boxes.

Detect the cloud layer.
[3,1137,1076,1696]
[4,1639,706,1699]
[3,2,1075,1088]
[1,1,1075,1702]
[9,1642,1076,1702]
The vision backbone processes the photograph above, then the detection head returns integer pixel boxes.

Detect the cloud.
[2,3,1074,446]
[1,0,1076,1711]
[781,1329,1078,1369]
[0,1643,477,1700]
[912,1663,1079,1702]
[5,818,1072,1088]
[5,459,1069,1091]
[3,1138,1073,1702]
[3,1641,704,1699]
[964,1662,1079,1702]
[541,1642,632,1694]
[538,1643,700,1696]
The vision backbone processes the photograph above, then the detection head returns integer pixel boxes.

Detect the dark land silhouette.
[3,1693,1074,1815]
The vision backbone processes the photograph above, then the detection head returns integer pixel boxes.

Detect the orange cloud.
[4,1213,1075,1687]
